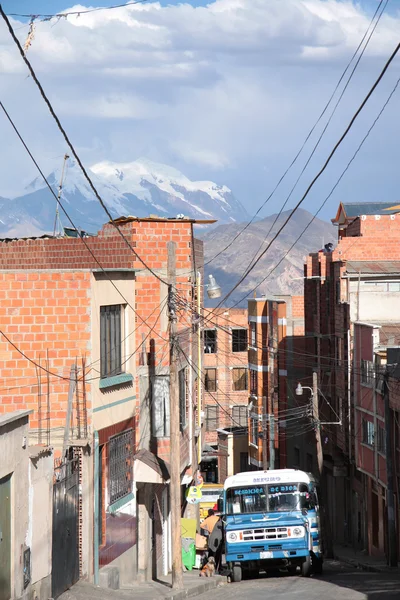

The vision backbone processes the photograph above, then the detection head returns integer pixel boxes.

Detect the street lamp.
[296,382,313,397]
[205,274,221,299]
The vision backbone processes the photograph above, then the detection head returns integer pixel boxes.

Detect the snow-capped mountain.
[0,158,247,236]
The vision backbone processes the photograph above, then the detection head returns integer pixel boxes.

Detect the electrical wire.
[7,0,149,20]
[0,6,169,287]
[234,0,389,295]
[198,0,387,270]
[212,40,400,309]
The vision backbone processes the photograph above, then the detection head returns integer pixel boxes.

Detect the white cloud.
[0,1,399,209]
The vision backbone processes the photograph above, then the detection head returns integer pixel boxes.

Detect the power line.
[228,73,400,307]
[235,0,389,292]
[199,0,387,270]
[6,0,149,20]
[212,40,400,309]
[0,6,169,287]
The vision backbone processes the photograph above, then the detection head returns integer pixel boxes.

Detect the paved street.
[199,561,400,600]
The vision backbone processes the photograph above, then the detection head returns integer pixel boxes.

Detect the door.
[52,457,79,599]
[0,474,11,600]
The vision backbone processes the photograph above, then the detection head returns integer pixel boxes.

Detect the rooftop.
[345,261,400,275]
[332,202,400,224]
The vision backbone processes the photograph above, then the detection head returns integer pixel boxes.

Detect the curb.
[166,577,226,600]
[334,553,391,574]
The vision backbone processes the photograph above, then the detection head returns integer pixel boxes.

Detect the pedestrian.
[207,514,224,573]
[201,509,219,537]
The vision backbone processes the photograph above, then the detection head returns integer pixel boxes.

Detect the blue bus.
[220,469,323,582]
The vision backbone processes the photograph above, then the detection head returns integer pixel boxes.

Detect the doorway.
[0,474,11,600]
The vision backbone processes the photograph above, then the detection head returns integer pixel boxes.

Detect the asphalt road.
[203,560,400,600]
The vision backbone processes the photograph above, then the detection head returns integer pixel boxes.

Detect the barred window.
[232,368,248,391]
[100,304,124,378]
[250,322,257,347]
[232,405,248,427]
[377,424,386,454]
[362,418,374,447]
[361,360,374,386]
[205,368,217,392]
[152,376,170,438]
[204,329,217,353]
[232,329,247,352]
[250,369,257,395]
[250,416,258,446]
[108,429,133,505]
[206,406,219,432]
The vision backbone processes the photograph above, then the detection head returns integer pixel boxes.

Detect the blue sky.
[1,0,400,222]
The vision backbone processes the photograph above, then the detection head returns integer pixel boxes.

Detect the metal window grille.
[232,329,248,352]
[205,406,218,431]
[250,369,257,395]
[23,547,31,589]
[205,368,217,392]
[250,416,258,446]
[179,368,187,431]
[232,368,248,391]
[250,322,257,347]
[152,376,170,438]
[204,329,217,353]
[361,359,374,386]
[108,429,133,505]
[362,419,374,447]
[100,304,123,378]
[377,425,386,454]
[232,405,248,427]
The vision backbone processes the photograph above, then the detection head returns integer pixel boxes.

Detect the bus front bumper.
[226,548,310,564]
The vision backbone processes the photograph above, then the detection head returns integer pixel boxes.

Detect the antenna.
[53,153,69,237]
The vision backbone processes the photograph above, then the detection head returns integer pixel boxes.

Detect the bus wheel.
[231,565,242,583]
[301,556,312,577]
[313,556,323,575]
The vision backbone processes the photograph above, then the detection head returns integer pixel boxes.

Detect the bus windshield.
[226,483,311,514]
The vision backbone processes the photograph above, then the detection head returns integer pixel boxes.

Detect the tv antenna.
[53,153,69,237]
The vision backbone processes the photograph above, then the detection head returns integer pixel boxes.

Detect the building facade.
[304,202,400,557]
[0,216,204,590]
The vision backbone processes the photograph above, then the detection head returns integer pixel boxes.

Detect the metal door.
[0,474,11,600]
[51,456,79,599]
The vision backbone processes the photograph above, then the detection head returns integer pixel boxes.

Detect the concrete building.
[304,202,400,555]
[0,216,205,591]
[0,409,53,600]
[202,308,248,483]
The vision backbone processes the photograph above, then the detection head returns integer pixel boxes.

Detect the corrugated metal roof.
[342,202,400,217]
[346,261,400,275]
[380,326,400,347]
[112,215,217,225]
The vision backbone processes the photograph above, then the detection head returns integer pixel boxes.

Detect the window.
[232,367,248,391]
[179,368,186,431]
[108,429,133,505]
[204,329,217,353]
[250,416,258,446]
[205,406,218,431]
[100,304,123,378]
[250,369,257,395]
[250,322,257,347]
[205,368,217,392]
[232,329,248,352]
[361,360,374,386]
[152,376,170,437]
[362,418,374,446]
[232,405,248,427]
[306,453,313,473]
[377,424,386,454]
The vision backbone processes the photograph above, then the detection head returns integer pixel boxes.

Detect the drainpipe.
[94,431,99,585]
[197,271,202,467]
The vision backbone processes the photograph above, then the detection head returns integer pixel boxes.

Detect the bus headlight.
[291,526,305,537]
[227,532,237,542]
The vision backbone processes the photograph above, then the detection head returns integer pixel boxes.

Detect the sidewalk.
[334,544,399,573]
[59,571,226,600]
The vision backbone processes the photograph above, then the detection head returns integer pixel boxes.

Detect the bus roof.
[224,469,316,490]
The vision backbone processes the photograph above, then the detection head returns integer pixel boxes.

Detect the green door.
[0,474,11,600]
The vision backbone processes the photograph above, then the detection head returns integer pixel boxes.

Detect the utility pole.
[269,414,275,470]
[262,396,268,470]
[168,241,184,590]
[384,367,398,567]
[312,372,333,558]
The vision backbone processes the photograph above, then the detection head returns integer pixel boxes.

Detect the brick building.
[0,216,205,589]
[202,308,248,483]
[304,202,400,556]
[246,296,305,471]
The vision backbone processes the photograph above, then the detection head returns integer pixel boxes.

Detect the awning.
[134,449,170,484]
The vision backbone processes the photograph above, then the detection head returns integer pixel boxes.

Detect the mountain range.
[0,158,247,237]
[202,208,336,307]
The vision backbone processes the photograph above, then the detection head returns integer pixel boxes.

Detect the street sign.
[186,486,202,504]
